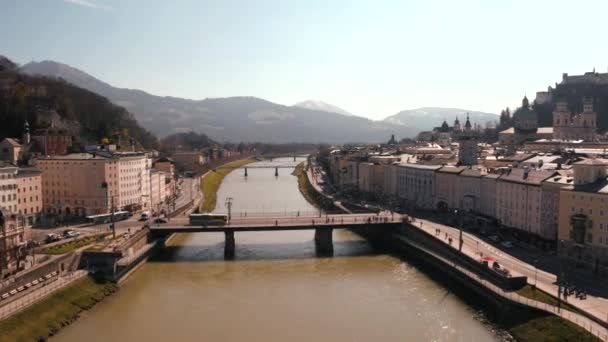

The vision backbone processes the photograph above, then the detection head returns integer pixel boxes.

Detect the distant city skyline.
[2,0,608,120]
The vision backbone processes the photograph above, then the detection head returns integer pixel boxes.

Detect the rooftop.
[498,168,556,186]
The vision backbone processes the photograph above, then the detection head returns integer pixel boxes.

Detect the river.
[54,157,505,341]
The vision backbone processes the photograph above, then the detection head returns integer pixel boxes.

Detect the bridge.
[214,163,302,177]
[150,213,402,259]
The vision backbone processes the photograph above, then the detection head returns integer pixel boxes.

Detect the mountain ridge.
[20,59,497,143]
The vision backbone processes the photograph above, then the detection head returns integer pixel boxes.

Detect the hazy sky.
[2,0,608,120]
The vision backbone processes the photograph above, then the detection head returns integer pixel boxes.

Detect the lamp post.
[101,181,115,239]
[533,258,538,289]
[454,208,464,253]
[225,197,233,222]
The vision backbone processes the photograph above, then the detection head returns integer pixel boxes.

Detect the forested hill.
[0,56,158,149]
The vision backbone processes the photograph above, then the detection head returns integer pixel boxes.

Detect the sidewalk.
[411,217,608,327]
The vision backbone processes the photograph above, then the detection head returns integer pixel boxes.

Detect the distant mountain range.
[20,60,498,143]
[293,100,354,117]
[384,107,499,130]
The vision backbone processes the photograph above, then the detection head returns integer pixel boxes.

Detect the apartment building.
[116,152,151,212]
[16,168,42,227]
[0,163,18,214]
[38,153,120,217]
[558,159,608,274]
[496,168,556,236]
[396,163,441,210]
[435,166,465,211]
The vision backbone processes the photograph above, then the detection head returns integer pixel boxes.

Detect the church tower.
[458,113,478,166]
[579,98,597,141]
[23,120,30,145]
[552,99,571,140]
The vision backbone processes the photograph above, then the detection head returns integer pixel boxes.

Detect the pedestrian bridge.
[149,213,403,259]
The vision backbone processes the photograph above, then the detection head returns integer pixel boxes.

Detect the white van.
[140,211,151,221]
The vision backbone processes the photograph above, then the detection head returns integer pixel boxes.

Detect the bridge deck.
[149,214,404,233]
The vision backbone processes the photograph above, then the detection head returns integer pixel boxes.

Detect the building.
[437,120,452,147]
[496,168,556,237]
[479,174,499,220]
[150,170,168,214]
[172,152,204,172]
[152,157,175,178]
[498,96,553,146]
[116,152,151,212]
[457,114,478,165]
[31,127,73,156]
[435,166,465,212]
[541,170,573,245]
[38,153,120,217]
[552,98,597,141]
[0,163,18,214]
[458,167,486,213]
[0,138,23,164]
[0,209,28,275]
[558,159,608,275]
[396,163,441,210]
[15,168,42,227]
[358,163,385,194]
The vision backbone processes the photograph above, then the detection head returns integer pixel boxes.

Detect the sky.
[2,0,608,120]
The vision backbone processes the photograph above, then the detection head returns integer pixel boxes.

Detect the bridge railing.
[217,211,322,218]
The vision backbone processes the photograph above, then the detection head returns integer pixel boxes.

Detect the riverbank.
[0,276,117,342]
[293,162,341,213]
[200,158,255,212]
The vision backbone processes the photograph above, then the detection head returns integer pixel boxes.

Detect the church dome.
[513,96,538,133]
[439,120,449,132]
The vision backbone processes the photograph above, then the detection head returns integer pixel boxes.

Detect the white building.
[496,168,556,235]
[116,152,152,212]
[0,163,18,214]
[396,163,441,210]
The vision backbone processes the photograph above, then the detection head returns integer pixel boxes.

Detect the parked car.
[153,217,168,224]
[489,235,500,242]
[501,241,514,249]
[45,234,62,243]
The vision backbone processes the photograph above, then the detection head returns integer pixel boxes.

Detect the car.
[489,235,500,242]
[153,217,168,224]
[501,241,514,249]
[63,229,80,238]
[45,233,62,243]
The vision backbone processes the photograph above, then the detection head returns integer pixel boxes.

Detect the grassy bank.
[41,235,107,255]
[200,158,255,212]
[0,276,117,342]
[293,163,342,213]
[516,284,582,314]
[508,314,601,342]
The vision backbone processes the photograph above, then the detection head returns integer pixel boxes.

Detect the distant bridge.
[213,162,304,176]
[150,213,402,258]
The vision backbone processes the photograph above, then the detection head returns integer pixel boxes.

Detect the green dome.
[513,106,537,121]
[513,96,537,121]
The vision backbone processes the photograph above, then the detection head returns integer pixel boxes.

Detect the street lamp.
[225,197,233,222]
[454,208,464,253]
[533,258,538,289]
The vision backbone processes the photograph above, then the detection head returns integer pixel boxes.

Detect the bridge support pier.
[244,167,248,177]
[224,231,235,260]
[314,228,333,257]
[275,167,278,177]
[293,156,296,162]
